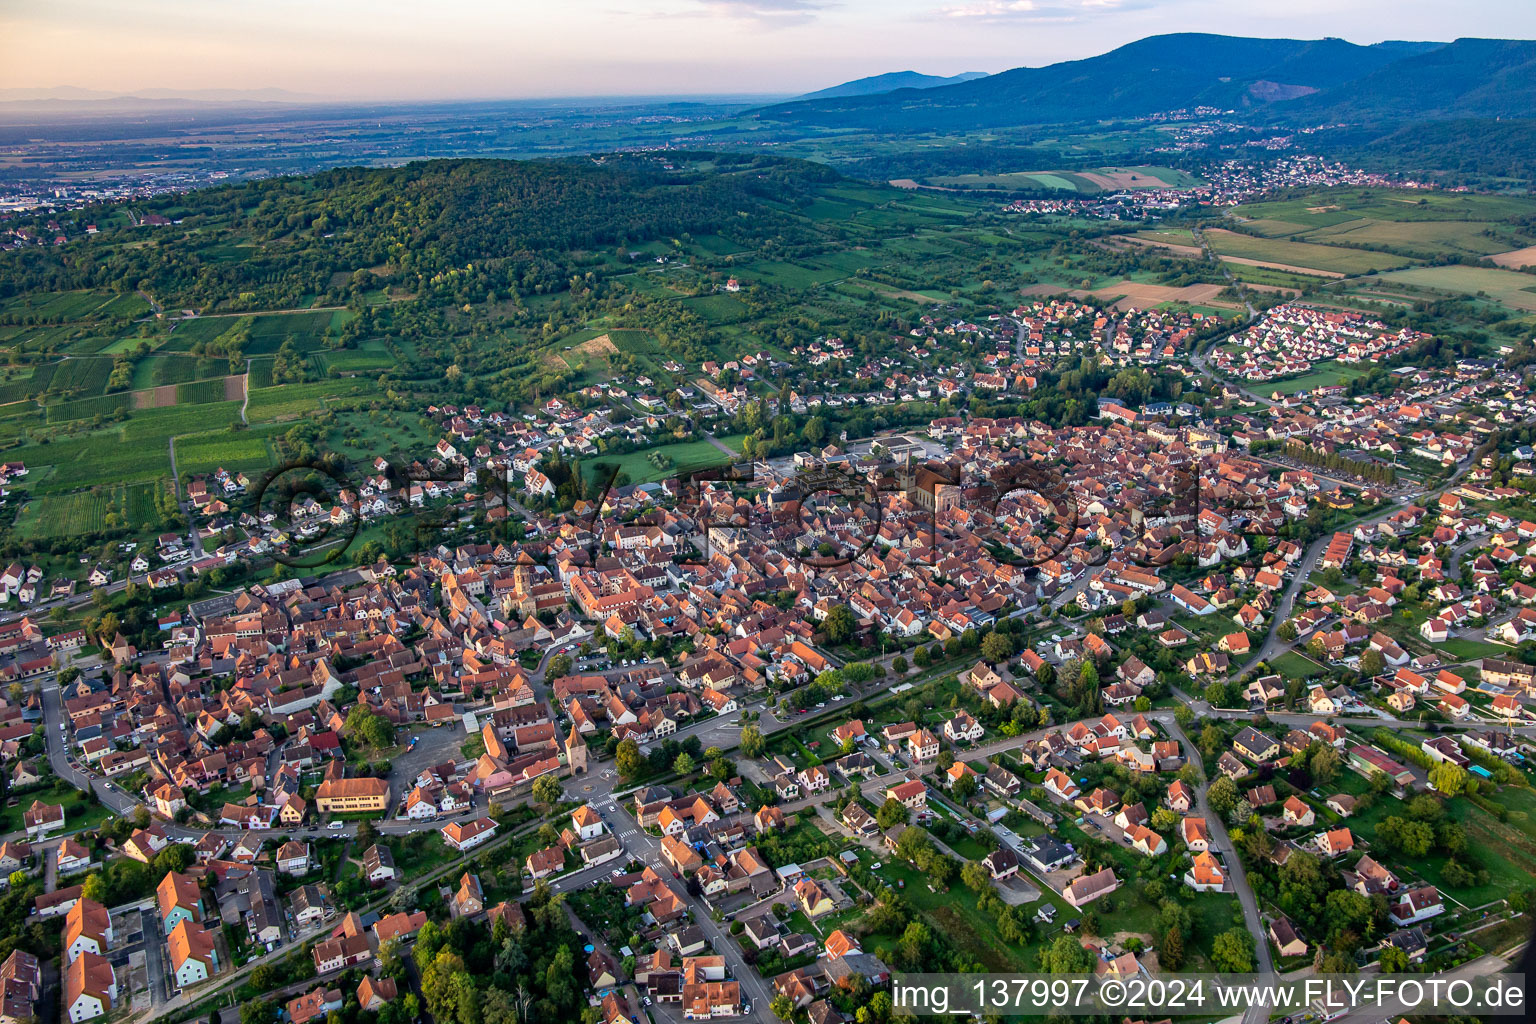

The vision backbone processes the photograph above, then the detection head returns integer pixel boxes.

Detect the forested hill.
[0,154,841,312]
[797,70,988,101]
[749,33,1536,133]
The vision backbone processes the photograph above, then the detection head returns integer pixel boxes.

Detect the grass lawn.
[1437,637,1508,662]
[585,435,744,488]
[1264,361,1370,396]
[1270,651,1324,681]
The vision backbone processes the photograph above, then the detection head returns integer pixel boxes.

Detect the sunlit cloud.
[694,0,834,22]
[940,0,1128,21]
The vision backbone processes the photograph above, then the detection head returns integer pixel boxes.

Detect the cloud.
[940,0,1129,20]
[694,0,832,20]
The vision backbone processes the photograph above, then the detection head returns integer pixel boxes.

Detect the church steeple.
[565,724,588,774]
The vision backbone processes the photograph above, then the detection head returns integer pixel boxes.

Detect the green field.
[1207,231,1415,275]
[1374,266,1536,312]
[14,487,120,537]
[1263,361,1371,395]
[928,165,1201,193]
[174,428,277,478]
[584,434,745,488]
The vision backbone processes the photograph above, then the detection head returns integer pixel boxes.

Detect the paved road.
[165,436,205,558]
[1237,455,1475,677]
[1165,719,1274,997]
[601,797,774,1020]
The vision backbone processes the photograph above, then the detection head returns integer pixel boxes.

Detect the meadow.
[1374,266,1536,312]
[1205,229,1416,275]
[583,434,745,488]
[1263,361,1371,395]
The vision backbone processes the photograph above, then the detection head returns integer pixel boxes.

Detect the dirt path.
[1216,254,1345,278]
[236,362,251,424]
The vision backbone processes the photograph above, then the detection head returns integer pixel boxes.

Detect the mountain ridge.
[797,70,988,101]
[752,33,1535,132]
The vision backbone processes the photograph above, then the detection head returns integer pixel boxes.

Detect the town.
[2,17,1536,1024]
[0,280,1531,1024]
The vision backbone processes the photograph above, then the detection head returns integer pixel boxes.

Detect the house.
[374,911,428,944]
[0,949,40,1023]
[1268,918,1308,958]
[1184,851,1225,892]
[1022,837,1076,873]
[1344,854,1399,896]
[1165,780,1193,812]
[1125,824,1166,857]
[1180,817,1210,852]
[983,846,1019,880]
[1064,867,1118,908]
[358,976,399,1011]
[287,987,345,1024]
[22,800,63,840]
[943,711,983,744]
[1043,769,1080,801]
[452,872,485,916]
[64,899,112,963]
[362,844,397,884]
[442,816,498,852]
[1232,727,1279,763]
[276,841,310,875]
[1316,827,1354,857]
[314,777,390,814]
[64,952,116,1022]
[795,879,835,918]
[168,920,220,986]
[885,779,926,811]
[1384,926,1429,963]
[1391,886,1445,925]
[572,805,605,841]
[312,932,372,974]
[1281,796,1315,827]
[156,871,202,933]
[525,846,565,881]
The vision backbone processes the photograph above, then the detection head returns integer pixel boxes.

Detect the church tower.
[565,724,588,775]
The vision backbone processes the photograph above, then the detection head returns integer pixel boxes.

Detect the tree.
[1429,762,1467,796]
[241,1000,278,1024]
[81,872,107,903]
[1160,925,1185,970]
[952,773,978,803]
[1378,944,1409,973]
[1039,934,1096,973]
[1208,776,1239,818]
[892,655,908,674]
[770,993,795,1021]
[1376,815,1433,857]
[1359,648,1384,677]
[961,860,991,892]
[673,752,696,776]
[531,774,562,809]
[346,705,395,749]
[824,604,856,645]
[980,632,1013,664]
[546,653,572,679]
[1211,928,1255,972]
[740,725,766,759]
[877,797,909,829]
[1310,744,1340,785]
[614,739,644,779]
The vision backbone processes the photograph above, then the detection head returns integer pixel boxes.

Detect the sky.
[3,0,1534,101]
